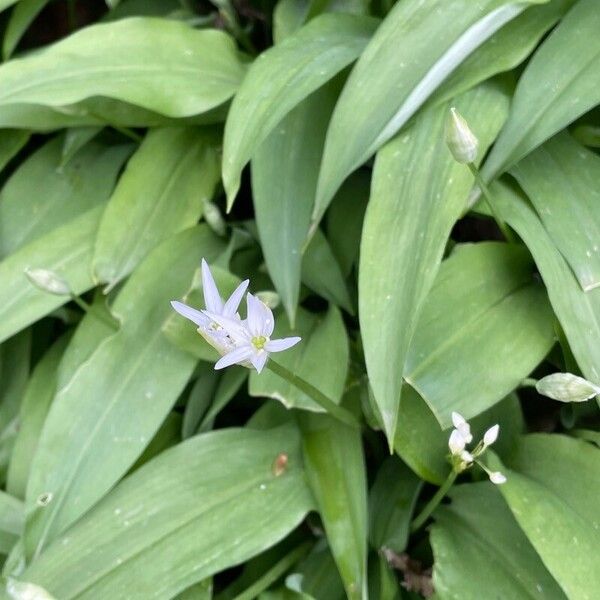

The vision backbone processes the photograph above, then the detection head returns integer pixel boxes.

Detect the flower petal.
[170,301,208,327]
[246,293,274,336]
[223,279,249,317]
[202,310,250,343]
[201,258,223,313]
[265,337,301,353]
[250,351,268,373]
[214,346,253,370]
[483,424,500,447]
[448,429,466,455]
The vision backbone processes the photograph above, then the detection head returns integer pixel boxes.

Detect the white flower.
[25,268,70,296]
[489,471,507,485]
[536,372,600,403]
[451,412,473,443]
[445,107,479,164]
[483,424,500,448]
[170,258,249,355]
[460,450,473,464]
[6,578,56,599]
[203,293,301,373]
[448,429,466,455]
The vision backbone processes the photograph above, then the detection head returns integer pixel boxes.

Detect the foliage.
[0,0,598,598]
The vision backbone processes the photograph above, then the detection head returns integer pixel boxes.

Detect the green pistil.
[252,335,267,349]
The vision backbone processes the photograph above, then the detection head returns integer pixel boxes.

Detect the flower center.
[252,335,267,350]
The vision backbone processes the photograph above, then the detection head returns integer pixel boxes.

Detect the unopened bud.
[535,373,600,403]
[25,268,70,296]
[451,411,472,443]
[483,424,500,448]
[448,429,466,455]
[6,578,56,600]
[256,290,280,309]
[489,471,506,485]
[203,201,227,237]
[446,107,479,164]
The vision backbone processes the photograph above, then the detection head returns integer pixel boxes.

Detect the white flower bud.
[460,449,474,464]
[489,471,507,485]
[445,107,479,164]
[203,201,227,237]
[6,578,56,600]
[451,411,473,443]
[535,373,600,403]
[24,268,70,296]
[255,290,280,309]
[483,424,500,448]
[448,429,466,455]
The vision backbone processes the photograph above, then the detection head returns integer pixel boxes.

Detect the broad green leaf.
[0,17,245,119]
[130,412,182,472]
[0,136,132,258]
[19,426,313,599]
[511,132,600,291]
[492,434,600,599]
[60,126,103,167]
[493,183,600,386]
[3,0,50,59]
[302,229,353,315]
[405,242,555,427]
[175,579,212,600]
[368,457,422,553]
[0,490,22,555]
[433,0,575,103]
[394,387,524,485]
[431,483,565,600]
[0,330,30,439]
[249,305,348,412]
[0,129,28,171]
[25,226,225,556]
[0,206,100,344]
[252,82,338,325]
[299,413,368,599]
[199,366,248,433]
[359,81,509,442]
[93,127,220,290]
[483,0,600,179]
[223,13,378,206]
[6,336,68,499]
[313,0,544,223]
[367,554,401,600]
[182,363,219,439]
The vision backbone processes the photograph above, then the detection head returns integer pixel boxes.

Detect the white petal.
[451,412,467,429]
[201,258,223,313]
[448,429,466,455]
[264,337,301,353]
[246,293,274,336]
[214,346,253,370]
[223,279,249,317]
[203,310,250,343]
[489,471,507,485]
[460,450,473,463]
[483,424,500,447]
[250,351,269,373]
[170,301,208,327]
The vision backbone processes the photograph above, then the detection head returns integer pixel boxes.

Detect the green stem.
[267,360,360,429]
[467,163,515,243]
[70,294,118,331]
[520,377,538,388]
[227,542,312,600]
[410,470,457,533]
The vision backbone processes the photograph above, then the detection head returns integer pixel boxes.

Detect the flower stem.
[467,163,515,243]
[410,470,457,533]
[519,377,538,388]
[267,360,360,429]
[70,294,119,331]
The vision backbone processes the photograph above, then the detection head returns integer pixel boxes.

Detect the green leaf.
[20,426,313,599]
[0,17,245,119]
[3,0,50,59]
[93,127,220,290]
[493,182,600,387]
[0,206,100,344]
[223,13,378,206]
[359,81,509,442]
[199,366,248,433]
[252,82,338,324]
[0,136,132,258]
[492,434,600,599]
[368,457,422,553]
[433,0,576,103]
[0,490,23,555]
[0,128,29,172]
[394,387,524,485]
[510,132,600,291]
[0,330,30,438]
[6,336,68,499]
[182,363,219,439]
[405,242,555,427]
[60,126,103,167]
[249,305,348,412]
[313,0,545,222]
[483,0,600,179]
[25,226,225,556]
[431,482,566,600]
[298,413,368,600]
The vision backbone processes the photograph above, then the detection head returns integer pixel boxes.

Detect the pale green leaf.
[93,127,220,290]
[223,13,378,205]
[0,129,29,171]
[3,0,50,59]
[0,490,23,555]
